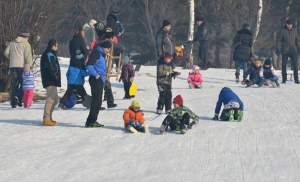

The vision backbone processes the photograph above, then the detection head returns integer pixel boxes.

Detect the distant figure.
[212,87,243,122]
[22,64,35,108]
[259,59,280,88]
[159,95,199,135]
[4,32,32,108]
[118,54,135,99]
[40,39,61,126]
[187,65,203,89]
[107,11,124,37]
[123,100,148,133]
[276,18,300,84]
[232,23,253,83]
[242,60,263,87]
[83,19,97,49]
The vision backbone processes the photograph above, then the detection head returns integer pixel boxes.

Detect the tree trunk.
[253,0,263,47]
[272,31,277,69]
[188,0,195,65]
[215,24,221,67]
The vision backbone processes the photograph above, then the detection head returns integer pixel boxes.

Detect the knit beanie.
[162,20,171,27]
[192,65,200,71]
[20,32,30,37]
[131,100,140,108]
[254,59,261,65]
[195,16,204,21]
[286,18,293,25]
[264,59,271,65]
[89,19,97,26]
[164,53,173,59]
[24,64,31,71]
[173,95,183,106]
[122,54,130,63]
[100,41,112,48]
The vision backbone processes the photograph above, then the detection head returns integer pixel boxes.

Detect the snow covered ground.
[1,57,300,182]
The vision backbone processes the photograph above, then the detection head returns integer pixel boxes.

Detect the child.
[156,53,181,114]
[22,64,35,108]
[187,65,203,89]
[259,59,280,87]
[212,87,243,122]
[159,95,199,135]
[123,100,148,133]
[241,59,263,87]
[119,53,135,99]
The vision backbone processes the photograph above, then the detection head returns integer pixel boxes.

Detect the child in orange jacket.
[123,100,148,133]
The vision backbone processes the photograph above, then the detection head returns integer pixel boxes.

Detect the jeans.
[10,68,24,106]
[235,59,248,74]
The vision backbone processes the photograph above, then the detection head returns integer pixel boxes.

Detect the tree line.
[1,0,300,91]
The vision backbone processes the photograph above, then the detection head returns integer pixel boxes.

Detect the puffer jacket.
[4,37,32,68]
[259,64,276,79]
[214,87,244,114]
[156,58,173,85]
[193,22,209,42]
[169,105,199,121]
[119,62,135,83]
[123,107,144,127]
[155,28,175,57]
[187,72,203,84]
[277,25,300,54]
[66,66,90,85]
[86,45,107,83]
[69,34,89,69]
[233,28,253,61]
[243,63,261,80]
[83,23,95,46]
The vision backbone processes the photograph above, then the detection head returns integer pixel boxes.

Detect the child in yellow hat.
[241,59,263,87]
[123,100,148,133]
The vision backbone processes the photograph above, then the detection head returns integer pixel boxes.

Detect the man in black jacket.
[40,39,61,126]
[193,16,210,70]
[277,18,300,84]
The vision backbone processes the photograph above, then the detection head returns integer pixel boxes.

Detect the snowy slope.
[1,57,300,182]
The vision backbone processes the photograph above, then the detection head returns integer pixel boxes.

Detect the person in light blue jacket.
[212,87,244,122]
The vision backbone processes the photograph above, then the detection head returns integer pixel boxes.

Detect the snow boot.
[85,121,104,128]
[159,125,167,134]
[58,102,67,110]
[228,109,234,122]
[246,81,253,88]
[156,109,162,115]
[275,80,280,87]
[235,72,240,83]
[43,120,57,126]
[180,124,188,134]
[126,124,138,133]
[237,110,243,122]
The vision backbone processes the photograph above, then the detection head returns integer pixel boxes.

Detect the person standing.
[4,32,32,108]
[276,18,300,84]
[40,39,61,126]
[193,16,210,70]
[83,19,97,49]
[85,41,112,127]
[22,64,35,108]
[156,20,175,68]
[232,23,253,83]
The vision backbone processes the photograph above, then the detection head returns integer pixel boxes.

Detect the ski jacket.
[243,63,261,80]
[233,28,253,61]
[187,72,203,84]
[83,23,96,46]
[123,107,145,127]
[169,106,199,121]
[69,34,89,69]
[66,66,90,85]
[4,37,32,68]
[119,62,135,83]
[40,48,61,88]
[214,87,244,114]
[259,64,276,79]
[86,45,107,83]
[156,58,173,85]
[155,28,175,57]
[277,25,300,54]
[22,71,35,90]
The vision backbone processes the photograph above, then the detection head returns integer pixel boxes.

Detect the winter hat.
[100,41,112,48]
[89,19,97,27]
[20,32,30,37]
[173,95,183,106]
[162,20,171,27]
[195,16,204,21]
[242,23,250,29]
[24,64,31,71]
[122,54,130,63]
[107,13,118,22]
[192,65,200,71]
[164,53,173,59]
[131,100,140,108]
[286,18,293,25]
[264,59,271,65]
[254,59,261,65]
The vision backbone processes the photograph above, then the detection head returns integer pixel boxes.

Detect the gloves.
[212,114,219,120]
[276,49,280,56]
[129,120,135,125]
[135,121,142,127]
[241,79,247,85]
[192,119,199,125]
[130,77,134,82]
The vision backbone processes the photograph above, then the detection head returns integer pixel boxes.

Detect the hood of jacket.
[83,23,90,30]
[220,87,232,94]
[14,36,28,43]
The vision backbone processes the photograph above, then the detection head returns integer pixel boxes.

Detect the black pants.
[10,68,24,106]
[87,76,104,122]
[220,108,241,121]
[157,84,172,111]
[162,113,190,131]
[282,53,299,82]
[104,82,115,107]
[198,41,209,68]
[124,82,132,98]
[60,84,87,104]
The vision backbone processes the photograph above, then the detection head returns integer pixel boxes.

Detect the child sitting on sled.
[259,59,280,87]
[187,65,203,89]
[123,100,148,133]
[242,59,263,87]
[159,95,199,135]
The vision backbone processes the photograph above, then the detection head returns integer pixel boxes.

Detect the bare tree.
[188,0,195,64]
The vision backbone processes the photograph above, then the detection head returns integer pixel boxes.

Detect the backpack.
[95,20,106,31]
[231,33,241,50]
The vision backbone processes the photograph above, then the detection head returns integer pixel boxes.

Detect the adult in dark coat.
[232,23,253,83]
[193,16,210,70]
[276,18,300,84]
[69,28,89,69]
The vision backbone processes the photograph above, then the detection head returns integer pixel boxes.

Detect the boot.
[180,124,188,134]
[159,125,167,134]
[235,72,240,83]
[275,80,280,87]
[43,120,57,126]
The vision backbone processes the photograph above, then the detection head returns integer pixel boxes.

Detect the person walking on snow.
[22,64,35,108]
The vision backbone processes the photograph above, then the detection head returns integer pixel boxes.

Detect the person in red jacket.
[123,100,148,133]
[187,65,203,88]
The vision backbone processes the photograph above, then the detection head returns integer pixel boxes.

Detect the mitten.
[129,120,135,125]
[135,121,142,127]
[130,77,134,82]
[212,114,219,120]
[241,79,247,85]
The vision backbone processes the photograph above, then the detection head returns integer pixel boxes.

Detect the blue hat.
[122,54,129,63]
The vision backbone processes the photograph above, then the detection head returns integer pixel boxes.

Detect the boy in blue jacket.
[242,59,263,87]
[212,87,244,122]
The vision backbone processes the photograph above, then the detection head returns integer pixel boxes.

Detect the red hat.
[173,95,183,105]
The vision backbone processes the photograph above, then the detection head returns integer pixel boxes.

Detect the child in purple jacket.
[119,54,135,99]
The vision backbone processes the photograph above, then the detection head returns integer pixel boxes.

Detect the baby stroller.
[174,41,193,69]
